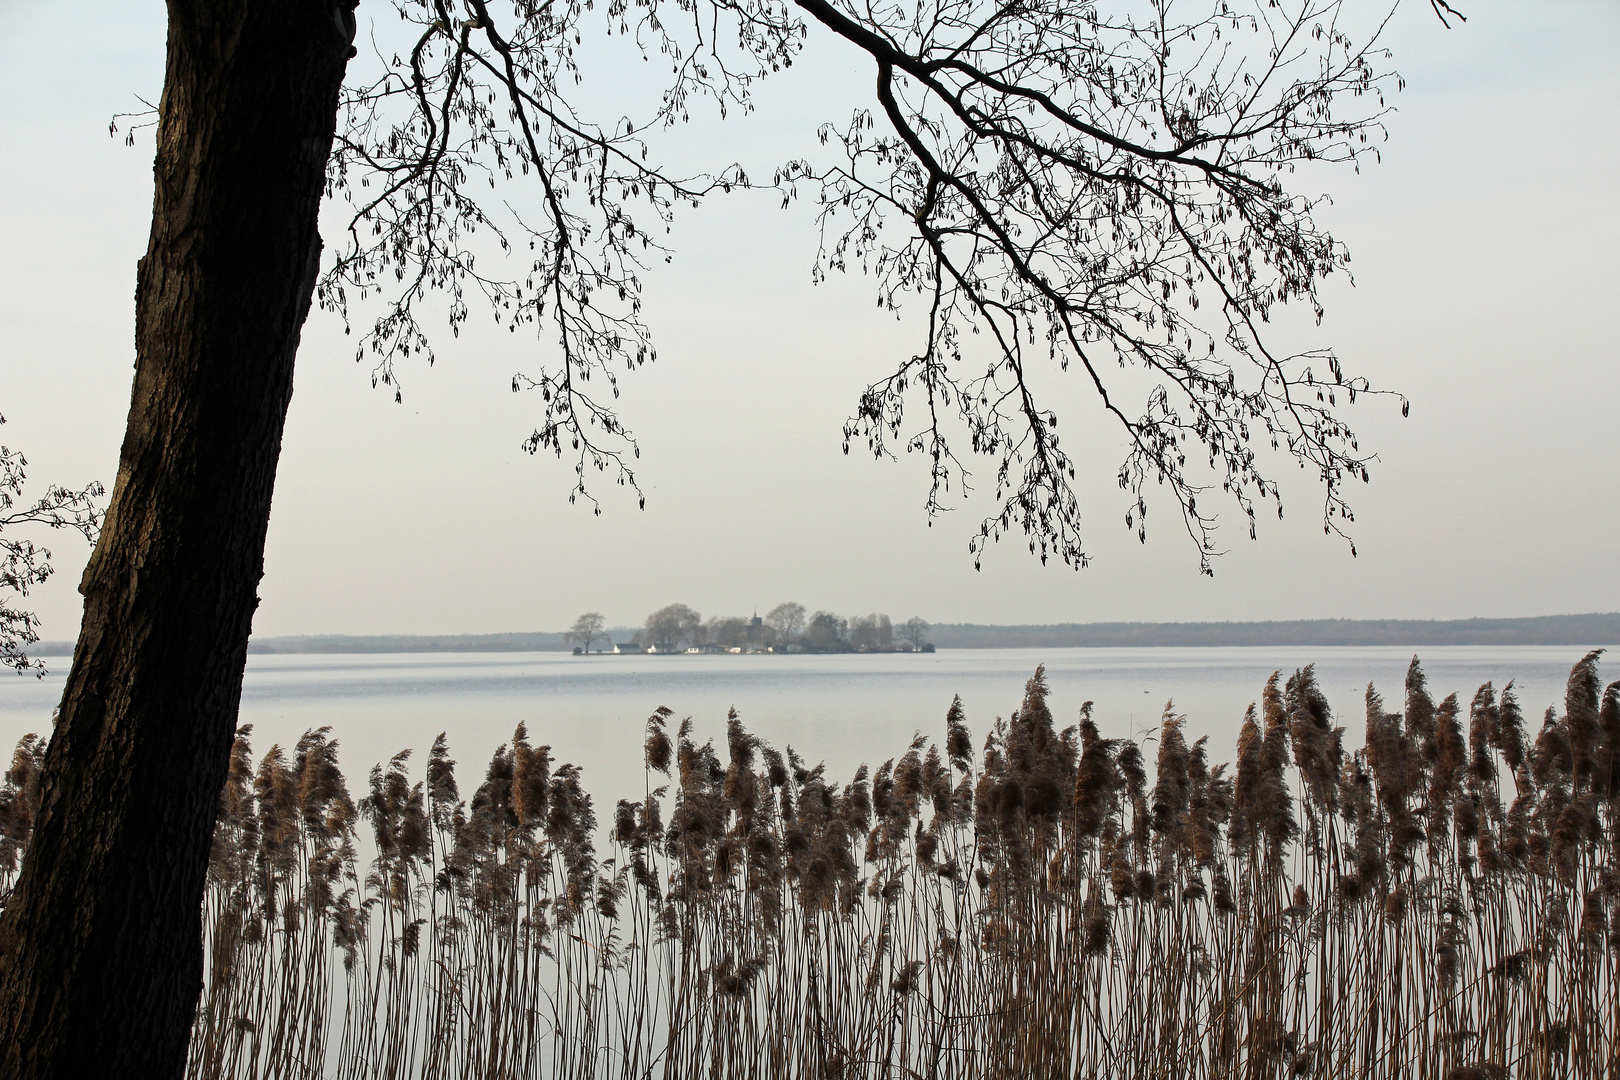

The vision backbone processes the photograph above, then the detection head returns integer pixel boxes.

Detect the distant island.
[31,612,1616,656]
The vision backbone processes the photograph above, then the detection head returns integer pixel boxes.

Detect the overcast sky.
[1,1,1616,640]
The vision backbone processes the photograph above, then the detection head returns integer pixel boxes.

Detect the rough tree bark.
[0,2,353,1076]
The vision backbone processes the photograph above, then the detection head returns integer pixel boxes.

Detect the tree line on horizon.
[566,604,932,654]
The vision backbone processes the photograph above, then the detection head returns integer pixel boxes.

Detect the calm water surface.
[1,646,1609,806]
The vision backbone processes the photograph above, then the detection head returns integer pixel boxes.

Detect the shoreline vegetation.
[3,655,1614,1078]
[24,612,1615,656]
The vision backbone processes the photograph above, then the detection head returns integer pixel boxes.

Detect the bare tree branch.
[785,0,1411,572]
[317,0,1439,573]
[0,415,103,675]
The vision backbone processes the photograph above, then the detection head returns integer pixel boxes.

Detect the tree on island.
[765,601,807,644]
[645,603,703,652]
[566,612,607,654]
[706,615,753,650]
[849,613,893,651]
[899,616,930,652]
[0,1,1459,1074]
[803,611,847,651]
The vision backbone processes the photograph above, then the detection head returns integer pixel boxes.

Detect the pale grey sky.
[1,1,1616,640]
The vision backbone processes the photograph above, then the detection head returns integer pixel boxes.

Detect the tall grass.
[1,656,1616,1079]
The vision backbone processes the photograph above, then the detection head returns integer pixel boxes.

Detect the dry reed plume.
[1,655,1616,1079]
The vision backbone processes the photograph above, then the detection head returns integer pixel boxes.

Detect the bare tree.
[0,2,1456,1074]
[899,616,930,651]
[566,611,606,653]
[0,416,103,676]
[765,601,807,642]
[849,612,893,650]
[0,9,353,1073]
[645,603,703,652]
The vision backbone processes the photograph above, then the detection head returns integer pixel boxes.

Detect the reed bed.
[1,655,1616,1079]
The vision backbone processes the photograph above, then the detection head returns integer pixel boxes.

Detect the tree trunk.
[0,3,351,1076]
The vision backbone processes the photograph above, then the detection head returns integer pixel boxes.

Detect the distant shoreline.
[927,613,1620,650]
[29,612,1620,656]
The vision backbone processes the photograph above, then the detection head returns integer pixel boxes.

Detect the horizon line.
[27,611,1620,654]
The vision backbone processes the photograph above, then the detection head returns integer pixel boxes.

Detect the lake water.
[1,646,1611,809]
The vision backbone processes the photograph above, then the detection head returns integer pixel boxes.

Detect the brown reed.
[1,655,1615,1079]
